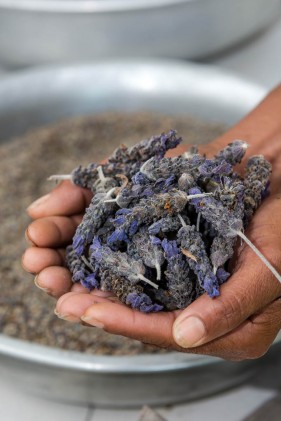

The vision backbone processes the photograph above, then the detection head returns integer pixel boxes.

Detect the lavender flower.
[127,230,165,280]
[109,189,189,245]
[126,292,163,313]
[72,190,117,256]
[148,215,190,235]
[140,154,205,181]
[188,187,243,237]
[90,237,159,289]
[215,140,248,166]
[161,238,196,309]
[243,155,272,225]
[178,225,220,297]
[210,236,236,272]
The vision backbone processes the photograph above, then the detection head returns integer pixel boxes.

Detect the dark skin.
[22,85,281,361]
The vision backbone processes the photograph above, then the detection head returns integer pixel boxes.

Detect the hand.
[22,86,281,361]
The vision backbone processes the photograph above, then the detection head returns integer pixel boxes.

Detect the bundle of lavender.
[49,130,281,312]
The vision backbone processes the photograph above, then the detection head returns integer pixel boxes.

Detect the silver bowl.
[0,0,280,67]
[0,60,280,408]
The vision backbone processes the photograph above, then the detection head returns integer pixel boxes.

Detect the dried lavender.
[160,239,196,309]
[243,155,272,225]
[210,236,236,274]
[188,186,243,237]
[72,190,117,256]
[215,140,248,166]
[127,230,165,280]
[108,189,189,246]
[48,130,181,192]
[148,215,190,235]
[48,130,281,313]
[140,154,205,181]
[177,224,220,297]
[65,245,99,290]
[90,237,159,289]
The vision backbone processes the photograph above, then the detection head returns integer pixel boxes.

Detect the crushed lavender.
[1,111,226,354]
[49,130,280,312]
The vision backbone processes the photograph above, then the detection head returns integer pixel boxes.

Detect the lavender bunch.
[48,130,281,313]
[48,130,181,192]
[243,155,272,225]
[107,189,189,247]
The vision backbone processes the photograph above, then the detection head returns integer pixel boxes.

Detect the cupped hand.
[22,145,281,361]
[22,85,281,361]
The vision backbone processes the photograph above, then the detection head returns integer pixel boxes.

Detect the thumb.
[172,247,281,349]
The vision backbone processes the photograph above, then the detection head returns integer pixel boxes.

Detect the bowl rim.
[0,0,196,13]
[0,334,216,373]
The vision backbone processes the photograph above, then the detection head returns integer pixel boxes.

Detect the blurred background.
[1,1,281,420]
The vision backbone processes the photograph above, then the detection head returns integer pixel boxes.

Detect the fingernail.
[27,194,50,211]
[81,315,104,329]
[173,316,206,348]
[34,275,51,293]
[54,309,80,323]
[25,228,36,246]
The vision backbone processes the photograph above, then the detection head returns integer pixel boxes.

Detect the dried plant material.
[181,248,198,262]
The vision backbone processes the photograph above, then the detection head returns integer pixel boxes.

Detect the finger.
[22,247,65,274]
[27,181,92,219]
[26,215,82,248]
[55,292,119,323]
[81,302,178,348]
[78,297,281,360]
[165,144,188,158]
[34,266,73,297]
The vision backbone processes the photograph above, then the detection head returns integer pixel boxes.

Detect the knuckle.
[213,293,245,331]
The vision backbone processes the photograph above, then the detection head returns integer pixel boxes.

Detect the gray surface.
[1,60,280,409]
[0,0,280,67]
[243,395,281,421]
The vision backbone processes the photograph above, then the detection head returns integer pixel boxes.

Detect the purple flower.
[107,229,128,247]
[81,273,100,291]
[150,235,162,245]
[198,159,232,177]
[72,269,86,282]
[215,140,248,165]
[128,220,139,236]
[90,237,103,261]
[72,234,85,257]
[216,267,230,284]
[148,220,162,235]
[132,172,150,185]
[203,275,220,297]
[115,208,132,216]
[161,238,178,259]
[126,292,163,313]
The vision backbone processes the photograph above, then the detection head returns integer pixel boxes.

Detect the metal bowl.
[0,60,280,408]
[0,0,280,67]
